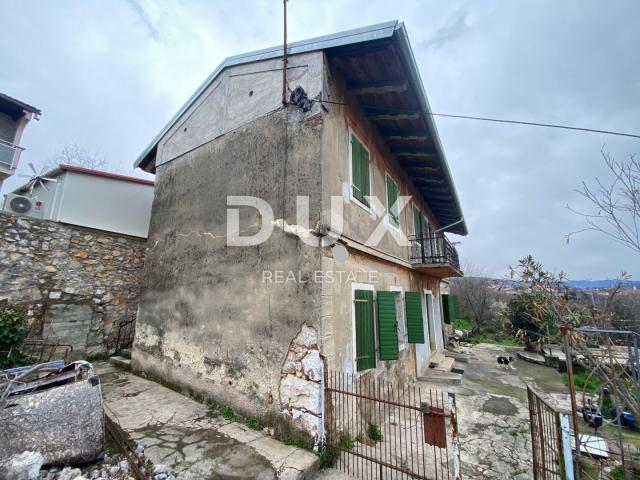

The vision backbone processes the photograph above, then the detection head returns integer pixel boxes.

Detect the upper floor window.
[385,173,400,228]
[350,132,370,208]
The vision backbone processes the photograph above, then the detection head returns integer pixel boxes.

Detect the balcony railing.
[409,233,461,274]
[0,139,20,170]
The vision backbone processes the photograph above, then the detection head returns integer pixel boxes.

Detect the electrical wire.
[317,99,640,140]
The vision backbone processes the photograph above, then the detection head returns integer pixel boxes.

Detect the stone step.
[418,370,463,385]
[431,356,455,372]
[110,356,132,371]
[444,350,470,363]
[119,348,132,359]
[429,352,445,367]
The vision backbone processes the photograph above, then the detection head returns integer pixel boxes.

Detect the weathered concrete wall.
[134,107,324,424]
[320,63,444,260]
[0,212,146,356]
[320,247,442,382]
[319,60,446,381]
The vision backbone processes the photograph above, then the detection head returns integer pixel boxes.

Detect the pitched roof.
[134,21,467,235]
[0,92,42,116]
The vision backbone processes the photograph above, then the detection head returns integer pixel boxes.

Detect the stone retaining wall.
[0,211,146,357]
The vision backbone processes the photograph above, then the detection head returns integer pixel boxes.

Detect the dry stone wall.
[0,212,146,356]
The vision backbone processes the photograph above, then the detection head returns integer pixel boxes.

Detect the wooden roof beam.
[347,81,409,95]
[368,112,422,121]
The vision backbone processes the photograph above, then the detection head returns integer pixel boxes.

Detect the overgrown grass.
[460,335,518,347]
[317,444,339,468]
[216,404,263,431]
[339,432,356,449]
[562,370,603,393]
[452,318,474,331]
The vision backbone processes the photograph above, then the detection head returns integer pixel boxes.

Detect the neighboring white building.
[3,164,154,238]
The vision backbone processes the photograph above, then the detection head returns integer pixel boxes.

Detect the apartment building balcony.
[409,233,463,278]
[0,139,22,173]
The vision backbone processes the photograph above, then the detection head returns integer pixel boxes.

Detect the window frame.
[389,286,407,351]
[348,129,372,212]
[385,172,402,232]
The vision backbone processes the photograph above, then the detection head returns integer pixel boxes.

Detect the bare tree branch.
[567,148,640,254]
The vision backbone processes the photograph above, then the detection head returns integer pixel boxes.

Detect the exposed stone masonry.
[0,212,146,356]
[279,324,323,440]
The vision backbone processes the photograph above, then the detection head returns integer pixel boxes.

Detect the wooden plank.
[348,81,409,95]
[368,112,422,121]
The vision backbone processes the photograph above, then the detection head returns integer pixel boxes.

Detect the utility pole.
[561,323,580,479]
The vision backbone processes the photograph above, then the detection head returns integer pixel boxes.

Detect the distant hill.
[491,278,640,290]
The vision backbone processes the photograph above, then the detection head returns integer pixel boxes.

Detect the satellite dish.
[9,196,32,214]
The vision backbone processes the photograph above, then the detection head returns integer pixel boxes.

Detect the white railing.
[0,139,21,169]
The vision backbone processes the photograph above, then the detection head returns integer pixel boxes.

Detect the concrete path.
[419,343,568,480]
[96,363,319,479]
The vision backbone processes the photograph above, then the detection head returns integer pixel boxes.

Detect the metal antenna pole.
[282,0,288,105]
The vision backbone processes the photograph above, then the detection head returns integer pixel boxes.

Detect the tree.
[568,148,640,255]
[450,263,495,330]
[40,142,122,173]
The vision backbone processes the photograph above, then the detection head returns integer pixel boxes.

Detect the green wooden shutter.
[405,291,425,343]
[376,291,399,360]
[441,294,459,325]
[386,176,399,227]
[354,289,376,371]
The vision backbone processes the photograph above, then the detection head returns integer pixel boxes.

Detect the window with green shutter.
[354,289,376,371]
[386,174,400,228]
[351,134,370,207]
[441,294,460,325]
[405,291,425,343]
[376,291,399,360]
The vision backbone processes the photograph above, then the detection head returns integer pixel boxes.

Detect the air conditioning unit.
[4,193,45,219]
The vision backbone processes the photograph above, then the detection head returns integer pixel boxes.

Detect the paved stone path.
[97,363,319,479]
[419,343,568,479]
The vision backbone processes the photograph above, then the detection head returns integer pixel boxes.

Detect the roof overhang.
[0,92,42,119]
[133,21,467,235]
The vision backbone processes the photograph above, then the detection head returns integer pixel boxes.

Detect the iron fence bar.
[326,386,441,412]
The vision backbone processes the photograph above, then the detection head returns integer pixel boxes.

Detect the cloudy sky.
[2,1,639,279]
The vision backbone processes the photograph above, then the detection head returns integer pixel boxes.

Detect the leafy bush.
[452,318,474,331]
[317,444,339,468]
[339,432,355,449]
[367,423,383,443]
[0,302,28,369]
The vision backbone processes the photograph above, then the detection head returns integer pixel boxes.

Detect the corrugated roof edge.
[133,20,399,170]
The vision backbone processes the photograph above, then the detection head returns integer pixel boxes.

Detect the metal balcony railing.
[0,139,19,169]
[409,233,460,270]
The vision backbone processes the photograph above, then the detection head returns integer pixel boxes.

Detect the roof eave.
[393,23,468,236]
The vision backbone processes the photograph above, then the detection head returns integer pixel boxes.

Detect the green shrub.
[452,318,474,331]
[0,302,28,369]
[317,444,339,468]
[339,432,355,449]
[368,424,383,443]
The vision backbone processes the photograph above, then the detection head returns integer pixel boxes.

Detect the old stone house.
[133,21,466,439]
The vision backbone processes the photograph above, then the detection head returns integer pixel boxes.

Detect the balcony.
[409,233,462,278]
[0,139,21,171]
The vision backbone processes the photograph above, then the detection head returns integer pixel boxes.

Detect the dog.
[496,355,515,370]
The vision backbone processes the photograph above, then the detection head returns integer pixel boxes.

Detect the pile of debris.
[0,360,177,480]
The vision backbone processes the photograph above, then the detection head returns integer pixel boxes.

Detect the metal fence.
[527,385,573,480]
[325,371,460,479]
